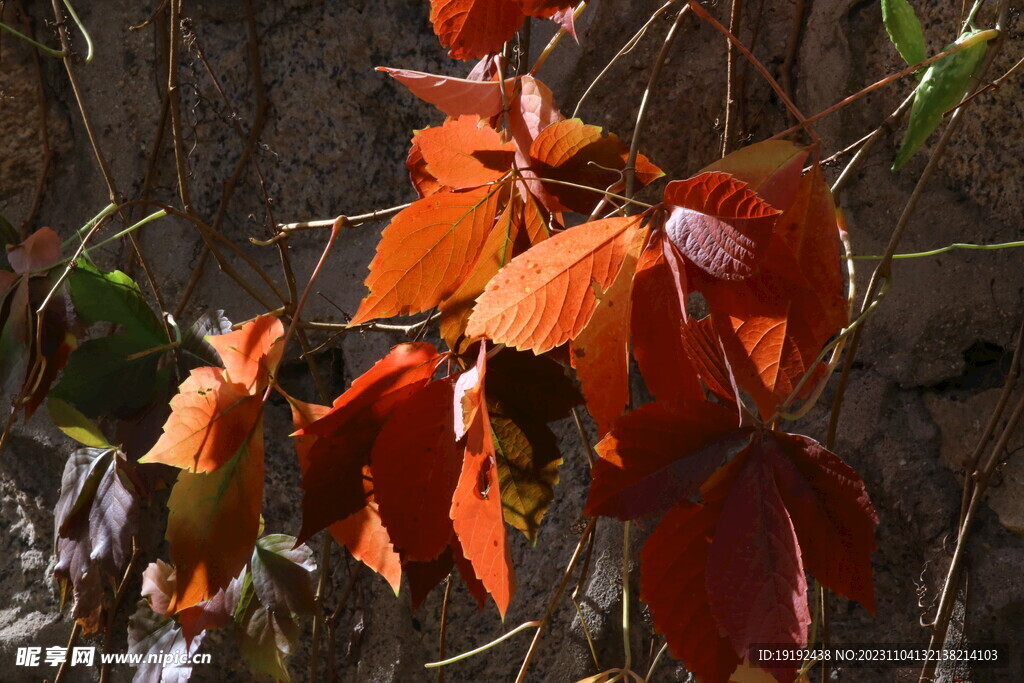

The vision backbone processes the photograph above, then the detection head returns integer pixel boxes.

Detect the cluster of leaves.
[1,3,909,681]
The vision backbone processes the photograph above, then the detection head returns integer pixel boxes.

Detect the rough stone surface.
[1,0,1023,681]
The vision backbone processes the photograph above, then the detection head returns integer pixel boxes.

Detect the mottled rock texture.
[1,0,1022,681]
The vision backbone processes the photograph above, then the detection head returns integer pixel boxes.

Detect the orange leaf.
[429,0,525,60]
[570,226,646,435]
[329,499,402,594]
[350,187,501,324]
[378,67,513,119]
[139,367,262,473]
[663,172,779,281]
[440,201,518,349]
[413,116,515,189]
[529,119,663,214]
[508,75,563,167]
[467,215,644,353]
[166,415,264,613]
[407,141,453,198]
[629,232,704,411]
[206,314,284,392]
[295,343,441,543]
[449,350,515,616]
[372,378,463,562]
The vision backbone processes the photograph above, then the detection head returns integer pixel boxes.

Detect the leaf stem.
[0,20,66,58]
[529,2,589,76]
[61,0,94,63]
[424,621,542,668]
[853,240,1024,260]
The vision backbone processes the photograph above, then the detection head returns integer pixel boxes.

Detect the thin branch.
[721,0,743,156]
[625,4,691,206]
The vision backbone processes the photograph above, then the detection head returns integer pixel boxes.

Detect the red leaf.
[765,432,878,612]
[570,225,645,435]
[284,390,403,593]
[703,140,808,209]
[350,186,501,324]
[372,379,462,562]
[405,547,454,611]
[467,215,643,353]
[679,315,736,404]
[509,76,564,168]
[663,172,779,281]
[429,0,525,60]
[640,502,740,683]
[378,67,513,119]
[295,343,441,543]
[585,401,747,520]
[697,166,847,417]
[139,367,262,473]
[6,226,60,274]
[206,314,284,392]
[413,116,515,189]
[705,440,810,676]
[449,350,515,616]
[529,119,663,214]
[630,233,703,410]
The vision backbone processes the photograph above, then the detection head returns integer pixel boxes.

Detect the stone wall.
[1,0,1022,680]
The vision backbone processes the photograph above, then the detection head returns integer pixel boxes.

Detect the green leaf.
[0,279,30,395]
[68,259,166,344]
[233,572,299,683]
[51,334,170,418]
[893,28,992,171]
[251,535,317,617]
[47,398,112,448]
[492,414,561,544]
[881,0,926,72]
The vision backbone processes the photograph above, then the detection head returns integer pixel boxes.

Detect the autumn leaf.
[128,599,206,683]
[702,140,808,209]
[295,342,441,543]
[492,413,560,543]
[696,166,847,417]
[405,547,455,611]
[6,225,60,273]
[629,233,704,410]
[467,215,644,353]
[372,378,463,562]
[450,350,516,616]
[285,389,403,592]
[413,116,515,188]
[705,441,810,674]
[350,186,502,324]
[678,315,737,404]
[139,367,262,473]
[628,427,877,682]
[165,417,264,612]
[206,314,284,392]
[640,501,740,683]
[508,75,564,170]
[663,171,780,281]
[529,118,663,214]
[570,225,645,435]
[54,448,140,634]
[762,431,878,611]
[440,200,518,349]
[329,500,402,594]
[378,67,512,119]
[429,0,525,60]
[486,348,581,424]
[408,141,453,198]
[584,402,748,520]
